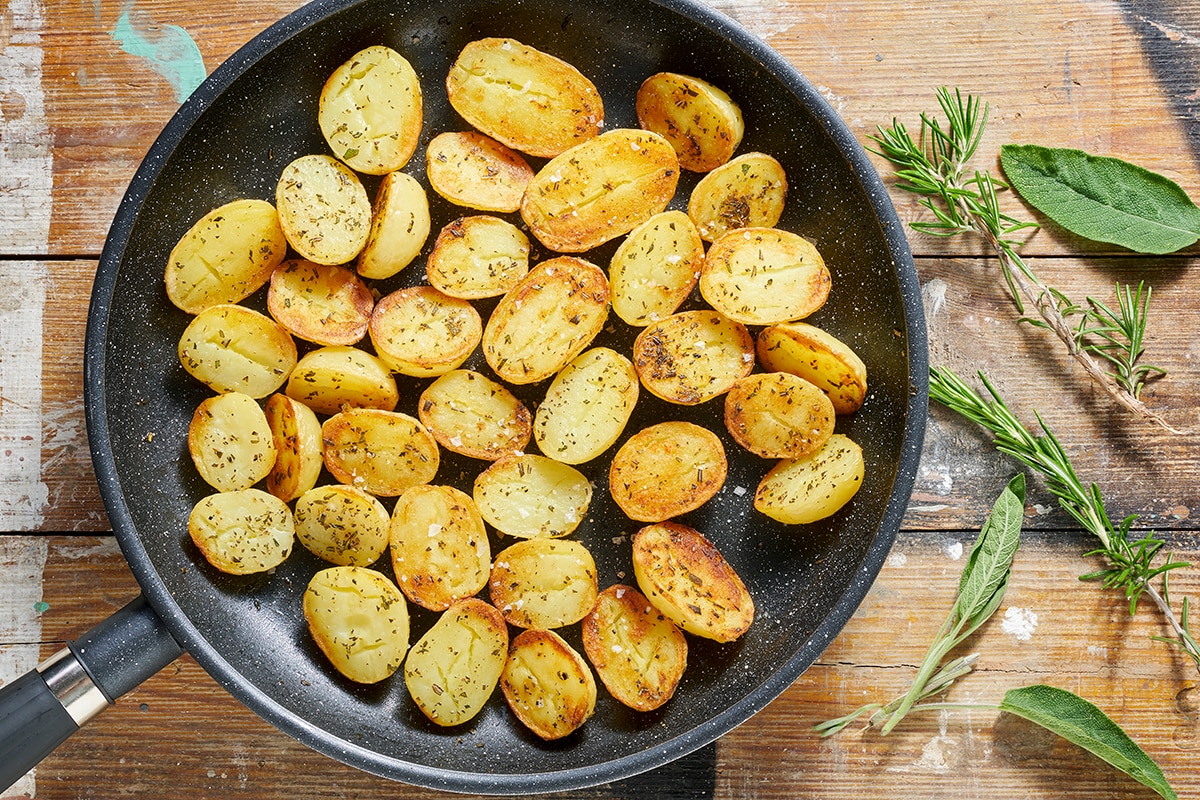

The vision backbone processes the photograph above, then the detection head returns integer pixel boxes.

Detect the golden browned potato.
[318,44,423,175]
[426,131,534,212]
[632,310,754,405]
[425,215,531,300]
[753,433,864,524]
[636,72,744,172]
[267,259,373,346]
[405,597,508,726]
[321,408,440,497]
[165,199,288,314]
[533,347,638,465]
[417,369,532,460]
[724,372,835,459]
[303,565,410,684]
[473,454,591,538]
[179,303,298,398]
[608,210,703,327]
[285,345,398,415]
[188,488,294,575]
[356,171,432,280]
[581,584,687,712]
[276,154,372,265]
[481,256,609,385]
[389,484,491,611]
[187,391,277,492]
[446,38,603,158]
[608,420,727,522]
[501,628,597,740]
[756,321,868,415]
[489,537,598,630]
[520,128,680,252]
[688,152,787,241]
[369,286,482,377]
[264,393,323,503]
[293,483,391,567]
[700,227,831,325]
[632,521,754,643]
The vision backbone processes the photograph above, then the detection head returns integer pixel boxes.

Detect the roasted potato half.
[481,256,609,385]
[165,198,287,314]
[632,310,754,405]
[521,128,680,252]
[608,420,727,522]
[322,408,440,497]
[369,286,482,377]
[426,131,534,213]
[701,227,831,326]
[582,584,687,712]
[754,433,865,524]
[267,259,373,346]
[425,215,530,300]
[609,210,704,327]
[473,454,592,539]
[417,369,532,460]
[389,484,491,611]
[285,345,398,415]
[756,321,868,415]
[489,537,598,630]
[276,154,372,265]
[446,37,603,159]
[632,521,754,643]
[294,483,391,567]
[688,152,787,242]
[724,372,836,459]
[533,347,638,465]
[303,565,410,684]
[264,393,324,503]
[319,45,422,175]
[179,303,297,398]
[636,72,744,172]
[188,488,294,575]
[188,391,277,493]
[501,628,597,740]
[405,597,508,726]
[356,171,431,281]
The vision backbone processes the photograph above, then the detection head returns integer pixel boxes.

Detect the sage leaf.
[952,473,1024,638]
[1000,144,1200,254]
[1000,685,1177,800]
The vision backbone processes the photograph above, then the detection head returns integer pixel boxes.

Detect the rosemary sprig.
[870,87,1178,432]
[929,366,1200,672]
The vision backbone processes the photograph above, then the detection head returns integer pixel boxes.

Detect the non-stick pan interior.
[87,0,927,792]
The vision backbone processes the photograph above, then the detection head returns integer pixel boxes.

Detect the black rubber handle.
[0,595,184,792]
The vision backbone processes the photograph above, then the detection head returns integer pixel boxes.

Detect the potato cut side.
[756,321,868,415]
[688,152,787,242]
[481,256,609,385]
[426,215,530,300]
[632,522,754,643]
[294,483,391,567]
[446,37,603,159]
[369,286,482,377]
[581,584,687,711]
[417,369,531,460]
[473,454,592,539]
[609,210,703,327]
[533,347,638,465]
[405,597,508,726]
[267,259,373,346]
[357,171,431,280]
[188,488,294,575]
[303,565,410,684]
[178,303,297,399]
[521,128,680,253]
[489,538,599,630]
[285,345,398,415]
[608,420,727,522]
[632,310,754,405]
[187,391,277,492]
[724,372,835,459]
[636,72,744,172]
[426,131,534,212]
[319,44,423,175]
[165,198,287,314]
[389,484,491,611]
[322,408,439,497]
[701,227,831,325]
[276,154,372,265]
[501,628,597,740]
[264,393,323,503]
[754,433,864,525]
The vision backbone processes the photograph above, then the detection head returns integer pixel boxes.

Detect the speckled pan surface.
[86,0,927,792]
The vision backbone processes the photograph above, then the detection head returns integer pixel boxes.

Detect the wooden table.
[4,0,1200,797]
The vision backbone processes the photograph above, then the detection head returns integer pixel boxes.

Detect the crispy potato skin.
[426,215,531,300]
[754,433,865,525]
[636,72,744,172]
[267,260,373,346]
[426,131,534,212]
[389,484,491,611]
[188,488,294,575]
[357,171,431,280]
[321,408,439,497]
[687,152,787,242]
[756,322,868,415]
[417,369,532,460]
[369,285,482,377]
[608,420,727,522]
[489,537,599,630]
[700,227,830,325]
[501,628,597,740]
[632,310,754,405]
[724,372,836,459]
[264,393,323,503]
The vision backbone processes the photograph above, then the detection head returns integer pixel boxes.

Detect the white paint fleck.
[1087,644,1109,659]
[922,278,949,320]
[944,541,963,561]
[886,551,908,568]
[1000,606,1038,641]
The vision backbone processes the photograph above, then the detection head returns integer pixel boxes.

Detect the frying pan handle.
[0,595,183,791]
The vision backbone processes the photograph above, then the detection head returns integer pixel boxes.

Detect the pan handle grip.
[0,595,183,791]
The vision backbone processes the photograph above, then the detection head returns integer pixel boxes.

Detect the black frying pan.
[0,0,927,792]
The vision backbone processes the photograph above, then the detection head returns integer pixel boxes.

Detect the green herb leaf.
[1000,144,1200,254]
[953,473,1025,638]
[999,685,1177,800]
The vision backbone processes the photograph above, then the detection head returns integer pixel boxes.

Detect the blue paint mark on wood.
[110,9,206,103]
